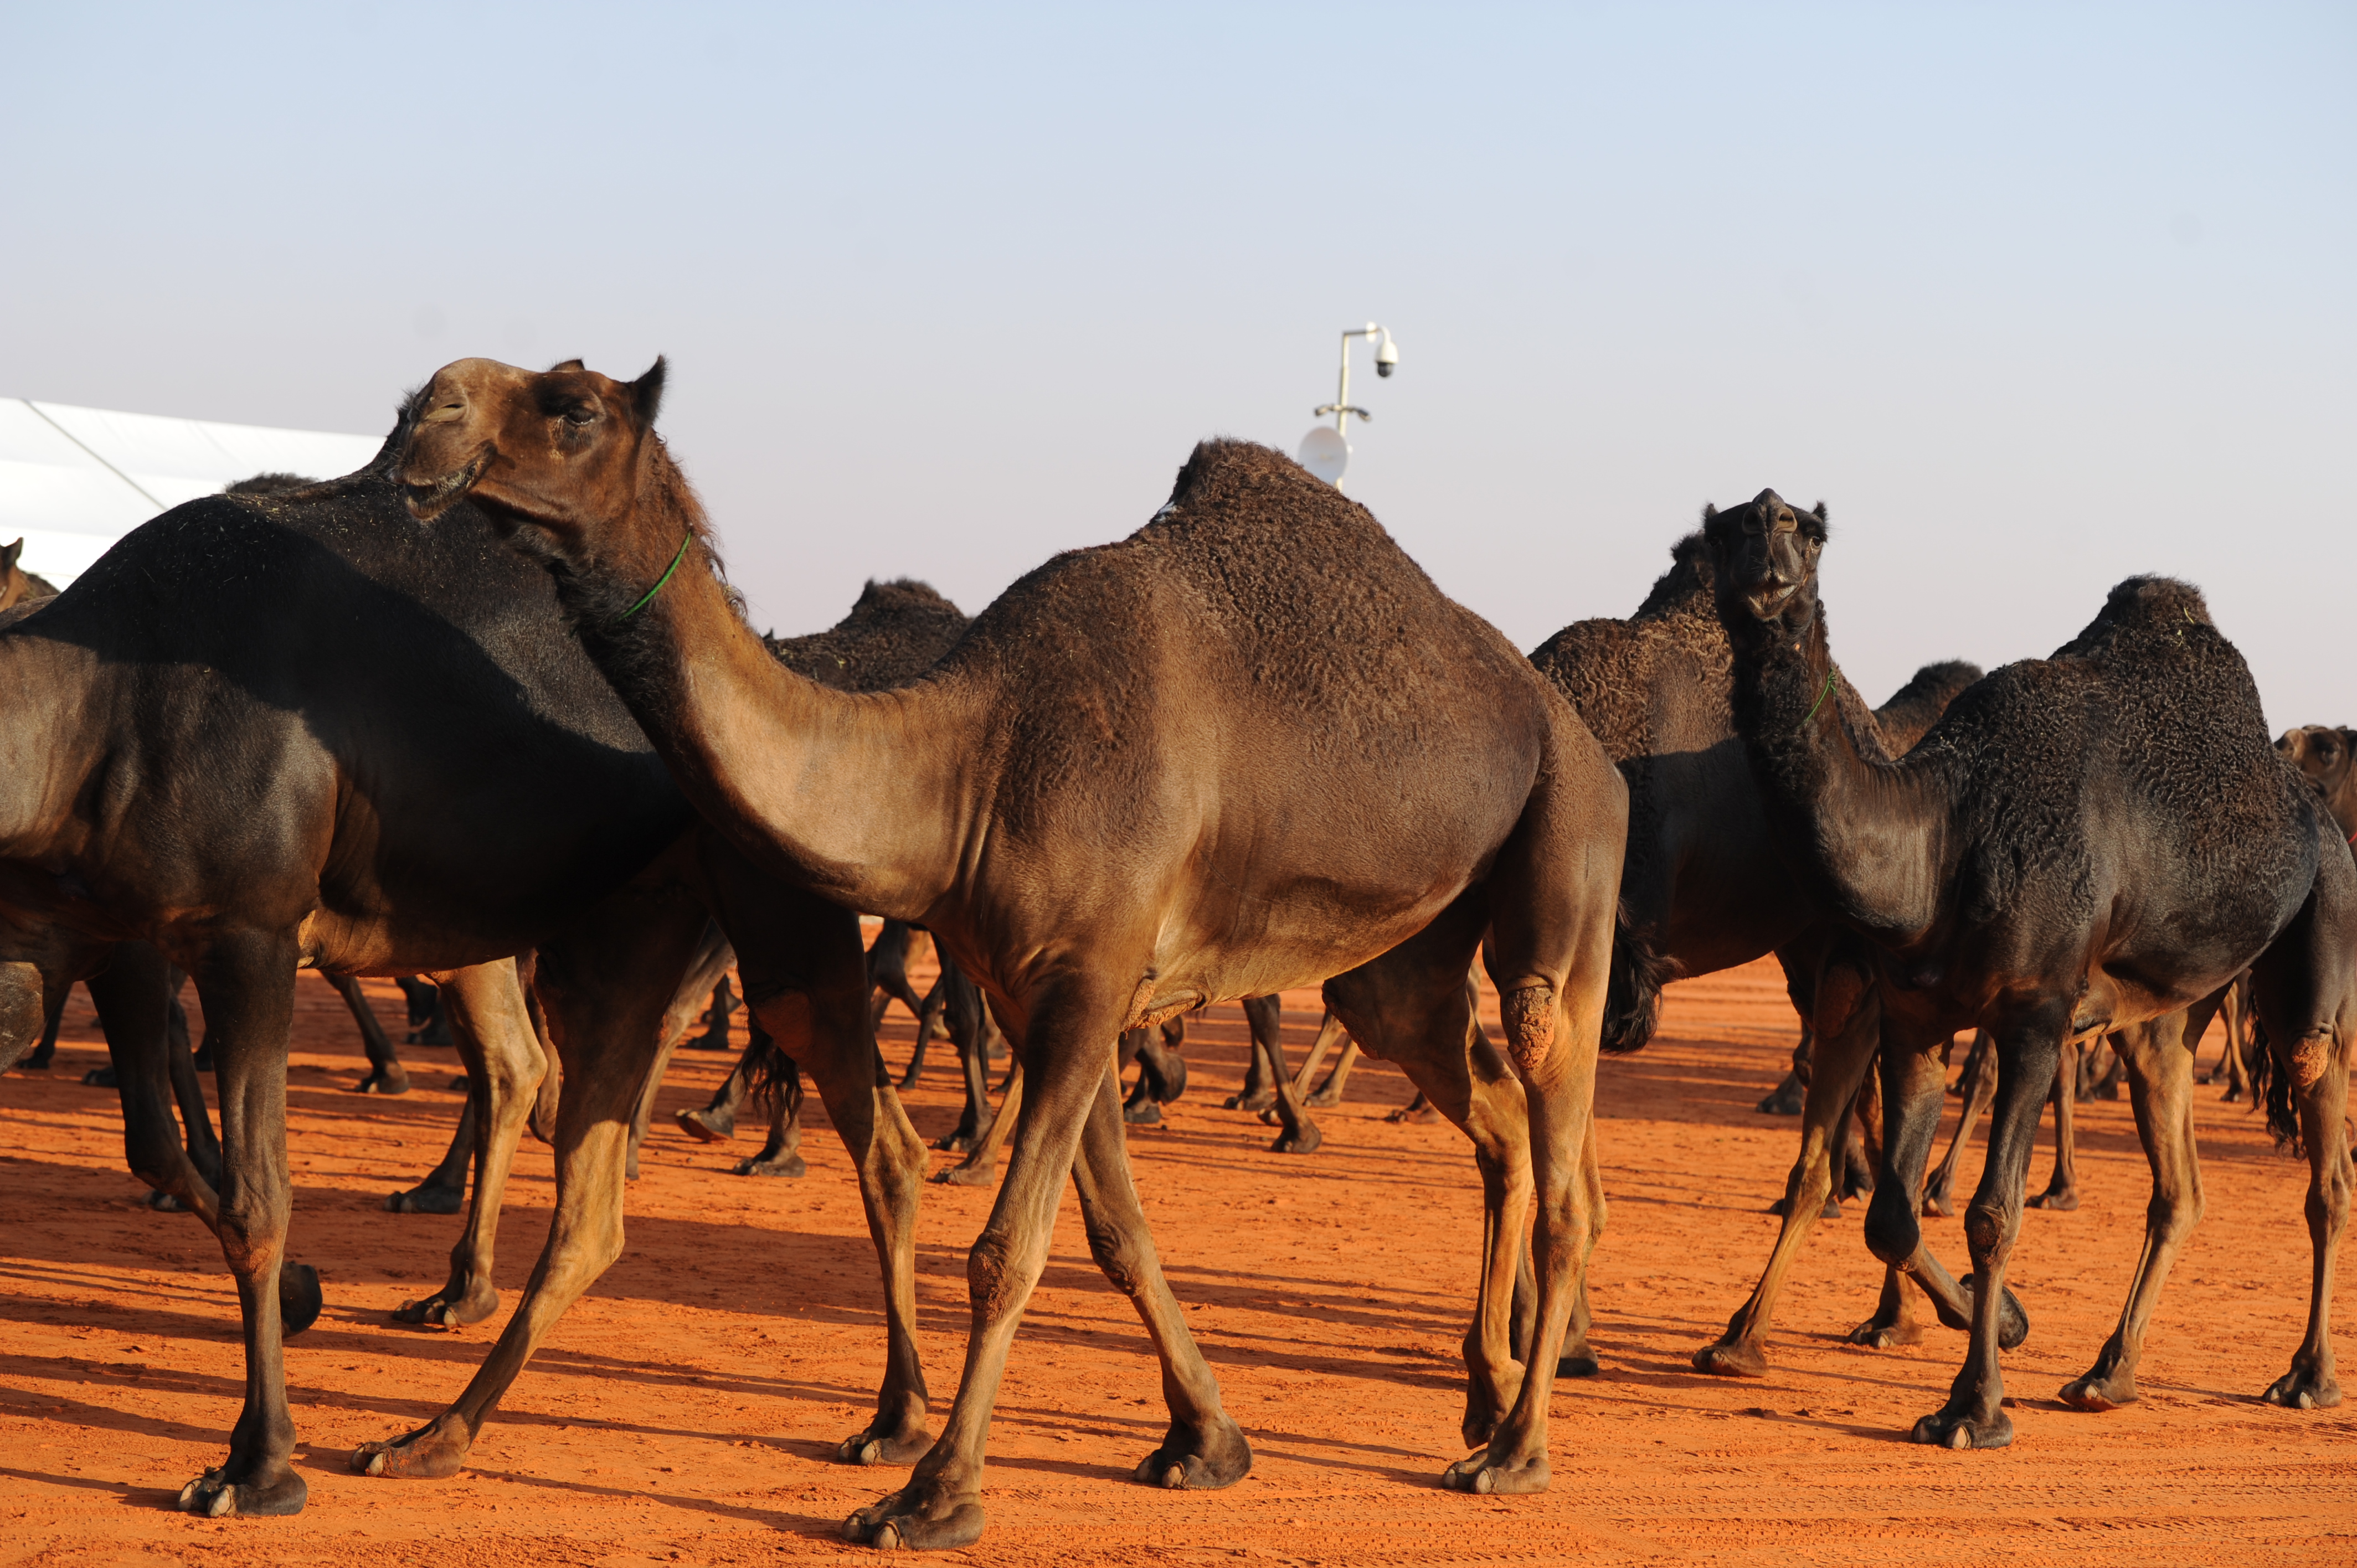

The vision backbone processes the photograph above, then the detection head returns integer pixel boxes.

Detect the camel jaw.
[1744,582,1799,621]
[400,453,486,523]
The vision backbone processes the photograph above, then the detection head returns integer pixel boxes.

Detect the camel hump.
[2054,575,2215,657]
[1630,531,1716,619]
[1161,437,1347,517]
[850,577,961,618]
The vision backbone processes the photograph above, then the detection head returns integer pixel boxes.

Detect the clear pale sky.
[6,4,2349,726]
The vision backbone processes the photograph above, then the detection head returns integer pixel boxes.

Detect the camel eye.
[559,405,597,427]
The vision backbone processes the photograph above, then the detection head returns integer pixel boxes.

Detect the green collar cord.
[1798,668,1837,729]
[620,534,692,621]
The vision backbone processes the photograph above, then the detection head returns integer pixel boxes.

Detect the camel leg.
[845,986,1142,1551]
[935,1060,1022,1186]
[1243,994,1321,1152]
[391,962,545,1329]
[1070,1060,1251,1487]
[900,972,946,1089]
[1294,1009,1356,1105]
[2028,1038,2081,1209]
[2221,974,2256,1102]
[1924,1029,1996,1217]
[1897,1011,2062,1450]
[868,919,928,1038]
[2251,865,2356,1411]
[332,973,409,1095]
[1223,998,1279,1112]
[1138,1018,1188,1105]
[936,961,1001,1152]
[172,928,308,1518]
[388,1091,476,1216]
[1862,1023,2029,1373]
[2060,1005,2217,1409]
[1696,950,1878,1375]
[21,981,65,1071]
[677,1025,759,1142]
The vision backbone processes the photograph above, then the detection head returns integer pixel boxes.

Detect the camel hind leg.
[1695,945,1879,1376]
[2060,1003,2219,1410]
[2250,847,2357,1411]
[1444,718,1622,1495]
[332,973,408,1095]
[1924,1029,1996,1216]
[390,960,547,1330]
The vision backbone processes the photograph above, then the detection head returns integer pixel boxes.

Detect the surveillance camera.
[1375,333,1399,377]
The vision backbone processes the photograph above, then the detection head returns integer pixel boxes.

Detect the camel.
[1705,488,2354,1447]
[1525,528,1992,1374]
[401,355,1635,1548]
[0,439,929,1518]
[0,538,60,610]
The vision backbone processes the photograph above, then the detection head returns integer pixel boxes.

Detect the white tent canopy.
[0,399,384,586]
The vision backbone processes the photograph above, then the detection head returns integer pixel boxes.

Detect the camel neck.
[543,524,980,921]
[1723,608,1948,942]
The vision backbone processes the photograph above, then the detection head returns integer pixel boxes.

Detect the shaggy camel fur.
[0,445,926,1518]
[1708,488,2355,1447]
[401,355,1634,1549]
[1529,530,1993,1375]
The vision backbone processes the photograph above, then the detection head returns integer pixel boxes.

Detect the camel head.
[397,355,667,538]
[2278,724,2357,840]
[1701,489,1827,641]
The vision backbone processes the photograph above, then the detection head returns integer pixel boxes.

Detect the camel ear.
[546,358,585,374]
[1810,501,1828,523]
[629,357,667,426]
[1700,502,1718,524]
[0,539,20,572]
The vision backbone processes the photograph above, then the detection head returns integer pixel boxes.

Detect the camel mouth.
[400,453,485,522]
[1745,582,1799,620]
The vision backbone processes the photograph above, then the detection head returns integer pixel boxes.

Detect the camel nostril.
[419,401,466,426]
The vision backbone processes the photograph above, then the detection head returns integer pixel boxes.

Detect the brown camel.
[400,355,1635,1548]
[1527,528,1995,1375]
[1706,488,2354,1447]
[0,437,929,1518]
[0,537,61,609]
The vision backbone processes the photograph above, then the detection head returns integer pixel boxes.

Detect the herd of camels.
[2,353,2350,1551]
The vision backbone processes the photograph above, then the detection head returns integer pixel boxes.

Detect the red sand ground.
[3,952,2351,1566]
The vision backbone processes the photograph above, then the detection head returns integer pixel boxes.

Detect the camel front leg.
[1695,956,1877,1375]
[1923,1029,1996,1216]
[392,961,544,1329]
[2061,1008,2212,1409]
[1295,1009,1358,1106]
[844,982,1127,1551]
[2027,1038,2080,1210]
[331,972,409,1095]
[1242,993,1322,1152]
[1067,1059,1250,1488]
[1906,1018,2062,1449]
[174,929,307,1518]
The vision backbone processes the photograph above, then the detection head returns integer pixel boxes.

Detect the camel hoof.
[2058,1375,2133,1412]
[146,1189,189,1212]
[384,1184,464,1216]
[2262,1366,2341,1410]
[1386,1103,1444,1125]
[2026,1188,2078,1211]
[1910,1407,2012,1450]
[352,1069,410,1095]
[1129,1420,1251,1490]
[1153,1056,1188,1103]
[1304,1089,1342,1108]
[932,1163,995,1187]
[1222,1090,1275,1113]
[836,1419,932,1466]
[280,1262,324,1337]
[1846,1320,1923,1350]
[393,1282,497,1329]
[81,1066,117,1088]
[1440,1453,1550,1495]
[1558,1352,1599,1378]
[352,1417,472,1479]
[732,1153,807,1177]
[1124,1100,1164,1126]
[177,1467,307,1517]
[1692,1339,1769,1377]
[1921,1191,1954,1218]
[675,1107,732,1143]
[1269,1122,1322,1154]
[842,1489,985,1550]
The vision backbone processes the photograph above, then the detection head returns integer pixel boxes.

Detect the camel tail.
[747,1028,803,1115]
[1601,904,1672,1055]
[2246,1013,2306,1154]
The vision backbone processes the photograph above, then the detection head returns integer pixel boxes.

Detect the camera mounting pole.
[1313,322,1397,431]
[1299,322,1399,486]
